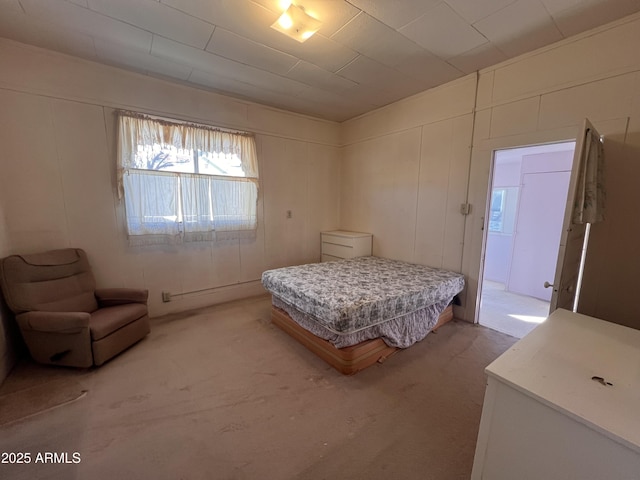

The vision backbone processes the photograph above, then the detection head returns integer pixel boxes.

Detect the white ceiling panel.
[160,0,283,48]
[400,3,489,59]
[278,33,359,73]
[20,0,152,50]
[0,8,97,60]
[235,69,310,98]
[292,82,363,108]
[164,0,358,73]
[336,55,407,87]
[331,11,437,74]
[189,68,264,98]
[206,28,298,75]
[160,0,269,28]
[392,52,460,82]
[191,64,367,120]
[540,0,588,15]
[448,42,509,74]
[2,0,640,121]
[342,84,394,107]
[188,67,317,115]
[392,51,465,86]
[1,0,23,13]
[152,36,267,80]
[550,0,640,37]
[330,12,387,54]
[87,0,214,49]
[94,38,192,80]
[347,0,440,29]
[153,36,309,99]
[161,0,323,67]
[474,0,564,57]
[445,0,518,23]
[285,61,358,92]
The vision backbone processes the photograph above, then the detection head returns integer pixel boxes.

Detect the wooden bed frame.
[271,303,454,375]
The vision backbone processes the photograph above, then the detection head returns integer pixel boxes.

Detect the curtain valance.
[117,111,258,198]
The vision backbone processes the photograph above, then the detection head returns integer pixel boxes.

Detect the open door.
[549,119,602,312]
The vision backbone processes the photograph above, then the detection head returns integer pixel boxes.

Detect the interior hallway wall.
[0,39,341,317]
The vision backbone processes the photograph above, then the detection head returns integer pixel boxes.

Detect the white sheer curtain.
[123,170,181,243]
[117,111,259,246]
[572,128,605,224]
[180,174,215,242]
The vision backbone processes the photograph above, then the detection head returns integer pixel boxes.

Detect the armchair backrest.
[0,248,98,314]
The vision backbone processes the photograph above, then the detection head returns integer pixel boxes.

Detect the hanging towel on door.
[572,128,605,224]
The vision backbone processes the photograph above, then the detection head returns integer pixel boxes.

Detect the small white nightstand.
[320,230,372,262]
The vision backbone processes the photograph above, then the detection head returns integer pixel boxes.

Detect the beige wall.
[342,12,640,326]
[0,40,341,317]
[340,75,476,320]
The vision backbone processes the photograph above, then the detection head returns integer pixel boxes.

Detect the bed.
[261,256,465,374]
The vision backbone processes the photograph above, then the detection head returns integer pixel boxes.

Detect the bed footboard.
[271,304,454,375]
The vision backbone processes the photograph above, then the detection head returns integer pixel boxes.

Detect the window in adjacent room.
[117,111,259,245]
[488,187,518,234]
[488,188,506,232]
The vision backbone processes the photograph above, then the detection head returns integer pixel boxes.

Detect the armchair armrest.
[16,311,90,334]
[95,288,149,307]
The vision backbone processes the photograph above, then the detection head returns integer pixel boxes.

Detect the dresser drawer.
[322,242,353,259]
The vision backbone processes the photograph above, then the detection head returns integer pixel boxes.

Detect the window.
[117,112,259,245]
[488,187,518,234]
[488,189,505,232]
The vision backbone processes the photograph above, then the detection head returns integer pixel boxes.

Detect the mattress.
[261,256,465,348]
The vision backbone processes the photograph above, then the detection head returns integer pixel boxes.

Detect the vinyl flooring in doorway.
[479,280,550,339]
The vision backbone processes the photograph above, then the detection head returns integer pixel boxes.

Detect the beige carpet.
[0,295,516,480]
[0,375,87,426]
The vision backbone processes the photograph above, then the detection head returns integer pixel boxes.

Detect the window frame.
[117,111,259,245]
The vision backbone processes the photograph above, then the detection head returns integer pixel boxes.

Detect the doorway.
[479,141,576,338]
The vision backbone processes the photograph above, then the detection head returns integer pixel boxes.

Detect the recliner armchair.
[0,248,150,367]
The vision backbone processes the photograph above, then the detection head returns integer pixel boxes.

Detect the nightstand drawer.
[322,242,353,259]
[321,233,354,247]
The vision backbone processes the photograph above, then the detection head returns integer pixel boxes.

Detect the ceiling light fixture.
[270,3,321,43]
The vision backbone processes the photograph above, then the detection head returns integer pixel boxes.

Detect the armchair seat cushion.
[90,303,148,341]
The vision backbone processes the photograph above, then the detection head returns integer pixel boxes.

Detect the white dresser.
[320,230,372,262]
[471,309,640,480]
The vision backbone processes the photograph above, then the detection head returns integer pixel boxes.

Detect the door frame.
[474,140,578,325]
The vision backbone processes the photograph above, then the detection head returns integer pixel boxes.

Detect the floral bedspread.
[261,256,465,335]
